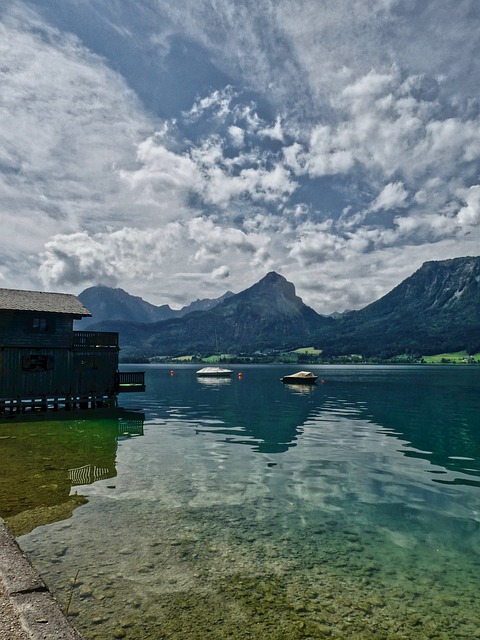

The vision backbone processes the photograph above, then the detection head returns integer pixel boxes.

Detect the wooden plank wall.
[0,348,118,398]
[0,311,73,348]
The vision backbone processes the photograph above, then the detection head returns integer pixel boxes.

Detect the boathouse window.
[32,317,48,332]
[22,354,54,372]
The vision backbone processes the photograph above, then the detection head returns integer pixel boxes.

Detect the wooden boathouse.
[0,288,145,415]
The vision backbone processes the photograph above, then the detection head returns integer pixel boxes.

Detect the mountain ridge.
[77,284,234,328]
[79,257,480,358]
[316,256,480,356]
[85,271,332,356]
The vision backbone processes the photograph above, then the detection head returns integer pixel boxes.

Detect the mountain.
[88,272,332,356]
[197,271,330,348]
[177,291,234,316]
[76,285,233,328]
[316,256,480,356]
[77,285,175,328]
[79,257,480,359]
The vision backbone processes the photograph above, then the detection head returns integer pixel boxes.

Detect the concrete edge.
[0,517,84,640]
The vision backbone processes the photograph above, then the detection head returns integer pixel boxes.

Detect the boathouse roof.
[0,288,91,317]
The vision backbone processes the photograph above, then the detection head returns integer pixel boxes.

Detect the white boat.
[281,371,318,384]
[196,366,233,377]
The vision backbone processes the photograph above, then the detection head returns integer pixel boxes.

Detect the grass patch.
[291,347,323,355]
[422,351,479,364]
[202,354,234,363]
[172,355,195,361]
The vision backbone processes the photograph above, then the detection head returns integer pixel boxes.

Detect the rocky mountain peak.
[242,271,305,307]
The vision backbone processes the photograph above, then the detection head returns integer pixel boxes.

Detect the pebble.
[0,583,29,640]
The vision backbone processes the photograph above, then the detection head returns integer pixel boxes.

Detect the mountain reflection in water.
[314,366,480,484]
[146,366,322,453]
[138,364,480,477]
[9,365,480,640]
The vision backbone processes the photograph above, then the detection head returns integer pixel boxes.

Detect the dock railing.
[73,331,119,348]
[115,371,146,392]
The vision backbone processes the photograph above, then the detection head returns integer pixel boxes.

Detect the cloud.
[122,112,298,209]
[118,135,205,219]
[211,265,230,279]
[288,224,345,267]
[0,4,151,251]
[187,217,267,262]
[228,125,245,147]
[303,125,355,176]
[39,225,183,287]
[183,87,236,121]
[456,185,480,227]
[2,0,480,316]
[258,116,285,142]
[39,217,272,305]
[204,162,297,206]
[370,182,409,212]
[296,66,480,189]
[293,233,480,315]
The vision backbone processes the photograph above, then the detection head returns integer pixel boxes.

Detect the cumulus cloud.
[370,182,409,212]
[39,218,272,305]
[304,125,355,176]
[258,116,285,142]
[228,125,245,147]
[183,87,235,121]
[39,225,183,287]
[296,66,480,192]
[118,135,204,218]
[456,185,480,227]
[122,113,298,210]
[2,0,480,314]
[187,217,268,263]
[211,265,230,279]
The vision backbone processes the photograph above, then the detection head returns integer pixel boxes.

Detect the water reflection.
[282,382,317,395]
[196,376,232,387]
[138,366,322,453]
[0,409,144,535]
[195,377,318,453]
[14,366,480,640]
[132,364,480,480]
[315,366,480,484]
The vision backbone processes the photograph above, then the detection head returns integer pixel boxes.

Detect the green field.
[422,351,479,364]
[291,347,323,355]
[171,354,234,363]
[160,350,480,365]
[202,354,235,363]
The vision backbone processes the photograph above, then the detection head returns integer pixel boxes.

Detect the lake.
[1,364,480,639]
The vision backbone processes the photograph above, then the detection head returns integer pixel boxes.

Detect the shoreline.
[0,517,83,640]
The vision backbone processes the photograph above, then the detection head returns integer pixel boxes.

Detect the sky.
[1,0,480,314]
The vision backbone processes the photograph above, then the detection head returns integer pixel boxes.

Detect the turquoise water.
[4,364,480,639]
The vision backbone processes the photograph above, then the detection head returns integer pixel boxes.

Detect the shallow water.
[2,364,480,639]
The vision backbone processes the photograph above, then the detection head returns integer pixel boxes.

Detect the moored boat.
[281,371,318,384]
[196,366,233,377]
